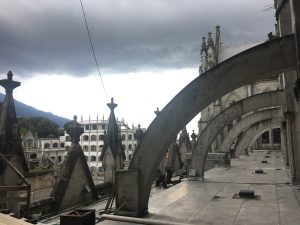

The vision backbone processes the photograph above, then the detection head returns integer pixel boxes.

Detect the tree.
[18,116,59,138]
[36,118,59,138]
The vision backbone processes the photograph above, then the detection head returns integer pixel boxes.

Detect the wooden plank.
[0,197,28,203]
[0,213,32,225]
[0,186,29,191]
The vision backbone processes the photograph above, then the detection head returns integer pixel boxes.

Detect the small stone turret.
[51,115,97,212]
[178,127,192,170]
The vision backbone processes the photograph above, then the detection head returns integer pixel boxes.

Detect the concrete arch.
[221,108,282,153]
[124,35,295,214]
[248,126,281,150]
[234,120,281,157]
[191,90,285,177]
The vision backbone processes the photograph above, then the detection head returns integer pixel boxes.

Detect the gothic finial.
[7,71,13,81]
[107,97,118,111]
[0,71,20,94]
[207,32,214,48]
[64,115,84,144]
[134,124,144,143]
[191,130,197,141]
[154,107,160,116]
[201,37,207,53]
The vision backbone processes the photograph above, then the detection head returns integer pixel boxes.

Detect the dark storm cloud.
[0,0,275,77]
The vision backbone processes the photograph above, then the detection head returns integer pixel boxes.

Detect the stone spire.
[200,37,207,54]
[199,37,208,75]
[101,98,124,159]
[214,25,221,64]
[0,71,27,172]
[0,71,21,142]
[207,32,215,48]
[179,127,191,150]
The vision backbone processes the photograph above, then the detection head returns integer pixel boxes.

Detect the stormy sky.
[0,0,275,76]
[0,0,275,130]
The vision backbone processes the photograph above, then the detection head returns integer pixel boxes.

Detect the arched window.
[99,135,104,140]
[121,134,126,140]
[92,124,97,130]
[261,131,270,144]
[44,143,50,149]
[83,135,89,141]
[25,139,33,148]
[91,135,97,141]
[90,166,97,172]
[128,144,132,150]
[66,136,71,142]
[122,144,126,150]
[128,134,132,140]
[30,153,37,159]
[91,156,96,161]
[91,145,97,151]
[58,156,62,162]
[273,128,281,144]
[83,145,89,151]
[53,143,58,148]
[85,125,89,130]
[60,142,65,148]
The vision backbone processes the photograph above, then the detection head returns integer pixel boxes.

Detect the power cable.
[79,0,108,99]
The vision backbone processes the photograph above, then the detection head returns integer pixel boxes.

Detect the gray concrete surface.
[101,150,300,224]
[192,91,285,177]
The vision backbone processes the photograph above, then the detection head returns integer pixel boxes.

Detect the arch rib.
[125,34,296,214]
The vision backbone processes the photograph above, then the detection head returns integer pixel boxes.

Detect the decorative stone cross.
[0,71,20,94]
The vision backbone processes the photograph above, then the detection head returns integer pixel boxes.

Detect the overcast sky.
[0,0,275,132]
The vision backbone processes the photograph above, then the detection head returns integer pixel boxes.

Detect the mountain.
[0,93,70,127]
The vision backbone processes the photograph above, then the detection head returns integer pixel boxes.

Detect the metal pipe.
[101,214,187,225]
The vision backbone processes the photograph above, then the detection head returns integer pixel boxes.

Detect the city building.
[22,116,146,173]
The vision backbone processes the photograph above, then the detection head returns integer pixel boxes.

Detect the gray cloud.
[0,0,275,77]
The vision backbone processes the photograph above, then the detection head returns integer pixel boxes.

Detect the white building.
[65,117,145,173]
[22,117,146,173]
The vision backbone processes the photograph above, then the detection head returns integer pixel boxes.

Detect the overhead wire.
[79,0,109,99]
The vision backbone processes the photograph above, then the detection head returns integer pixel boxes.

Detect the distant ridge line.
[0,93,70,127]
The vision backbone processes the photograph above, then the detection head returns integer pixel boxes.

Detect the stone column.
[280,121,289,166]
[285,112,296,180]
[269,128,273,149]
[289,0,300,182]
